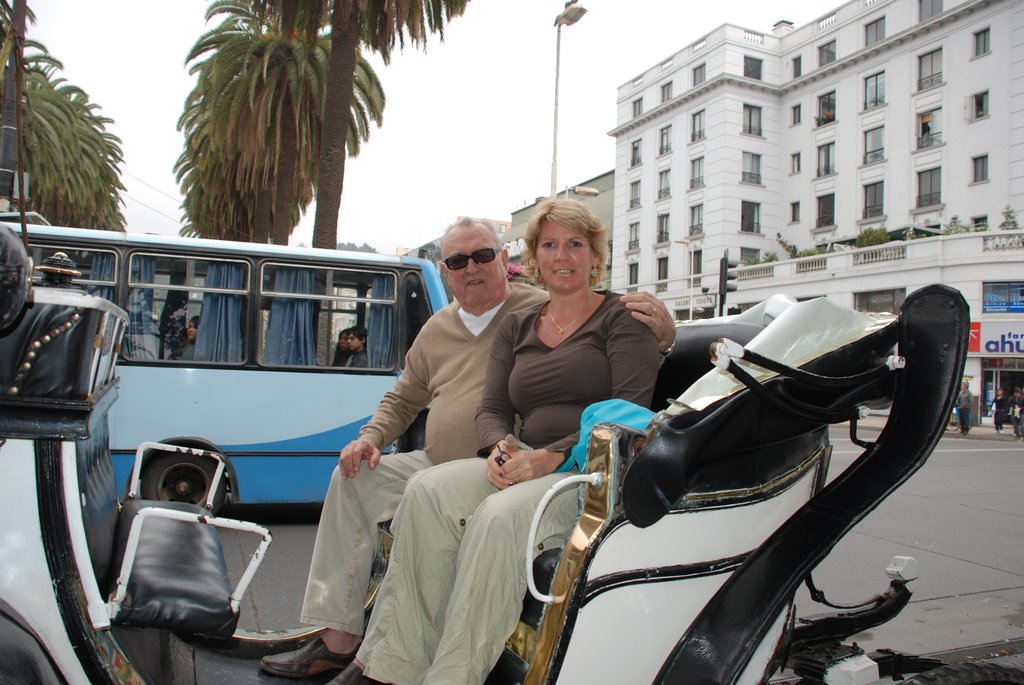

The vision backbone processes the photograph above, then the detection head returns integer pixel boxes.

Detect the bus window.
[29,245,117,301]
[258,263,397,369]
[124,253,249,363]
[403,271,432,361]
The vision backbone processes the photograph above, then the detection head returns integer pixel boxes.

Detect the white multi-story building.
[609,0,1023,419]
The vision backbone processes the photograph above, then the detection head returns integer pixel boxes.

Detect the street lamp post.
[550,1,587,198]
[675,238,694,321]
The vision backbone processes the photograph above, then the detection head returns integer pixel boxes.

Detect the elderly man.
[261,217,675,678]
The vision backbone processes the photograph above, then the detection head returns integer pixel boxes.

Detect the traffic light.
[718,249,739,315]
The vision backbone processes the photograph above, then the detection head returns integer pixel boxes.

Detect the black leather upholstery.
[75,420,119,591]
[110,499,237,637]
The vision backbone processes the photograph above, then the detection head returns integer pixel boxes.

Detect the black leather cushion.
[110,499,237,637]
[650,321,765,411]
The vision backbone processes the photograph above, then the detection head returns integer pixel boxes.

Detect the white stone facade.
[608,0,1024,417]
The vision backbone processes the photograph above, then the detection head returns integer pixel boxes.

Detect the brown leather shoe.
[324,662,387,685]
[259,636,358,678]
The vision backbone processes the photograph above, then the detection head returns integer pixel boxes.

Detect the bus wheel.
[899,663,1024,684]
[140,438,228,515]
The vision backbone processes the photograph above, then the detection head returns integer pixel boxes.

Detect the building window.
[855,289,906,314]
[693,63,706,86]
[740,247,760,264]
[818,40,837,66]
[816,91,836,125]
[744,56,763,80]
[661,82,673,103]
[658,170,671,199]
[690,157,704,188]
[792,55,803,78]
[864,72,885,110]
[630,139,642,167]
[864,181,884,218]
[632,98,644,117]
[657,213,671,243]
[972,91,989,119]
[917,109,941,149]
[791,152,801,174]
[690,204,704,235]
[659,125,672,155]
[792,104,802,125]
[656,257,669,292]
[865,17,885,46]
[628,222,639,250]
[791,201,801,223]
[742,104,762,136]
[741,201,761,233]
[817,194,836,227]
[918,48,942,91]
[919,0,942,21]
[629,180,641,209]
[742,152,762,184]
[973,215,989,230]
[628,263,638,286]
[691,110,706,141]
[917,168,941,207]
[974,28,990,57]
[864,126,884,164]
[973,154,989,183]
[816,142,835,177]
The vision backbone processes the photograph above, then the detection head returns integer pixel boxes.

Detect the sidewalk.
[857,412,1022,441]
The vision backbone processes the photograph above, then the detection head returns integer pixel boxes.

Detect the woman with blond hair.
[337,198,662,685]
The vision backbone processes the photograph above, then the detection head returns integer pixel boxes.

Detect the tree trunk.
[272,94,299,245]
[312,3,360,250]
[253,189,273,244]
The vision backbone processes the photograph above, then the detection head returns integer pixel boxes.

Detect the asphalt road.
[221,426,1024,659]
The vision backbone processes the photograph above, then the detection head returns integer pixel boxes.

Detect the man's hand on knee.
[339,439,382,479]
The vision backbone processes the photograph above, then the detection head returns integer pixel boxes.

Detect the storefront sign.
[979,321,1024,355]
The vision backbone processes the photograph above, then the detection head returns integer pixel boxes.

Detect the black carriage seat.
[77,425,270,638]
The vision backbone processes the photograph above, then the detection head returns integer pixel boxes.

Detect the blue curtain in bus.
[263,267,317,366]
[87,252,115,301]
[367,275,394,368]
[195,262,244,363]
[123,256,158,359]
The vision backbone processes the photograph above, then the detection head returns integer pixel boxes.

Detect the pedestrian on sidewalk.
[957,382,974,435]
[992,387,1008,433]
[1010,387,1023,440]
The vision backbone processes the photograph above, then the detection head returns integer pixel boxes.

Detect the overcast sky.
[28,0,824,254]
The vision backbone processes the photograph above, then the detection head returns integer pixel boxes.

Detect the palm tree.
[311,0,470,249]
[17,50,126,230]
[179,0,384,244]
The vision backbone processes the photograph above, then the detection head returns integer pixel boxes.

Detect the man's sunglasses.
[442,248,497,270]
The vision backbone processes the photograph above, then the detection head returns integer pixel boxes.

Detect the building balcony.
[816,214,835,228]
[659,144,672,155]
[740,221,761,233]
[864,96,886,110]
[629,198,641,209]
[691,130,706,142]
[917,132,942,150]
[742,125,762,136]
[689,224,703,236]
[627,239,640,250]
[656,231,671,243]
[863,204,884,219]
[917,192,941,208]
[814,112,835,126]
[741,172,762,184]
[917,73,942,91]
[658,187,671,200]
[690,176,704,189]
[864,149,885,164]
[816,166,835,178]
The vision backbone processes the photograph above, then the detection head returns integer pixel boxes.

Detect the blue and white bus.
[19,224,448,511]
